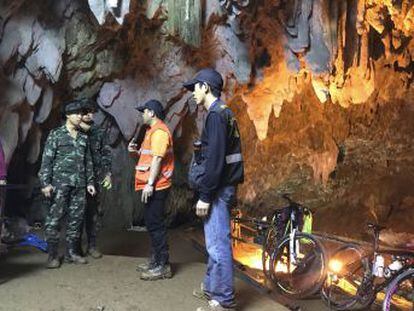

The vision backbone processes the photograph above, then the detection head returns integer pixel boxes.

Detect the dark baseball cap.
[64,100,84,115]
[80,98,97,112]
[135,99,165,120]
[183,68,223,92]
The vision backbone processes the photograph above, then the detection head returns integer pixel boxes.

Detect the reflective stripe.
[136,165,150,171]
[162,170,173,178]
[225,153,242,164]
[140,148,174,155]
[140,149,152,155]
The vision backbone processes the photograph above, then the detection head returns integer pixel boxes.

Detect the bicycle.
[321,223,414,310]
[382,267,414,310]
[264,194,327,299]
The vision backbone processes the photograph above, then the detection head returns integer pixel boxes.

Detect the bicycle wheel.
[321,244,367,310]
[383,268,414,311]
[262,226,277,279]
[269,232,327,299]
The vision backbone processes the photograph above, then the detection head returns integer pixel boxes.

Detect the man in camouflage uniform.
[78,99,112,259]
[39,100,96,269]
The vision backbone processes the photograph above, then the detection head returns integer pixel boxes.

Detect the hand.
[41,185,54,198]
[101,174,112,190]
[196,200,210,218]
[141,184,154,204]
[87,185,97,196]
[0,179,6,186]
[128,140,138,153]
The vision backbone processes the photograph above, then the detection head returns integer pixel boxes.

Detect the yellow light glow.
[329,259,343,273]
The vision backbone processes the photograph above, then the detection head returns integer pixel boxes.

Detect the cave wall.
[1,0,414,241]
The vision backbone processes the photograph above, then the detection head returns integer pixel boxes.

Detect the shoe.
[87,248,103,259]
[46,257,61,269]
[196,300,235,311]
[140,264,172,280]
[196,300,236,311]
[66,252,88,264]
[66,242,88,264]
[46,242,60,269]
[136,259,157,272]
[193,283,211,302]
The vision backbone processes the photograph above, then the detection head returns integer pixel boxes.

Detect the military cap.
[64,100,84,115]
[80,98,98,112]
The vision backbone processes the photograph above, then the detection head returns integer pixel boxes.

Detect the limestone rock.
[23,74,42,106]
[35,86,53,124]
[26,125,42,164]
[97,79,144,140]
[98,81,122,108]
[214,25,251,85]
[19,104,34,144]
[88,0,107,25]
[146,0,164,19]
[0,110,19,163]
[88,0,131,25]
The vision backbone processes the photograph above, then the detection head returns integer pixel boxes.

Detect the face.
[192,82,207,105]
[67,112,82,126]
[81,110,94,123]
[141,108,154,125]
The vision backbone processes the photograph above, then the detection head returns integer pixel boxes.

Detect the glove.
[102,174,112,190]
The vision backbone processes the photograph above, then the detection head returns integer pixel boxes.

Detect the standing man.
[39,100,96,269]
[183,68,244,311]
[128,99,174,281]
[0,138,7,253]
[79,99,112,259]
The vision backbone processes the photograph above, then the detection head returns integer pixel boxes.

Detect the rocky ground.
[0,228,291,311]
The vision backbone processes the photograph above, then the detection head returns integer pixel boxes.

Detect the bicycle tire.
[383,268,414,311]
[269,232,327,299]
[320,244,366,310]
[262,226,278,280]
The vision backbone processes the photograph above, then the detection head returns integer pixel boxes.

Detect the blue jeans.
[203,186,236,307]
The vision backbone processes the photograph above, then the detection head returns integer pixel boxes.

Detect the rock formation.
[0,0,414,239]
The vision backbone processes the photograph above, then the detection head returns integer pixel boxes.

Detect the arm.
[86,139,97,196]
[86,139,95,186]
[141,129,169,203]
[0,140,6,184]
[198,113,227,204]
[148,155,162,186]
[39,132,56,188]
[101,132,112,177]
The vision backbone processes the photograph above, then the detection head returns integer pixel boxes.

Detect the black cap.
[80,98,97,112]
[135,99,165,120]
[183,68,223,92]
[64,100,84,115]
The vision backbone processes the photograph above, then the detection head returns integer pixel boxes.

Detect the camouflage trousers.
[45,185,86,245]
[83,191,103,248]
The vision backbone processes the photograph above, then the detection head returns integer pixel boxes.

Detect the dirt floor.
[0,228,293,311]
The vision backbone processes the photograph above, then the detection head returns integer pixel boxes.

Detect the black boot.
[66,241,88,264]
[46,243,60,269]
[87,237,102,259]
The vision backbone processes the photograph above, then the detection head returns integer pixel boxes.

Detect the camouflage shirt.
[88,124,112,180]
[39,125,94,188]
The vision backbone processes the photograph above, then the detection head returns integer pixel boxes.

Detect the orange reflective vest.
[135,121,174,191]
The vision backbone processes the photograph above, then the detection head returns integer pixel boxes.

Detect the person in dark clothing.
[79,99,112,259]
[0,138,7,253]
[184,68,244,311]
